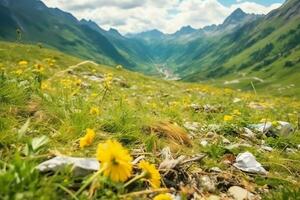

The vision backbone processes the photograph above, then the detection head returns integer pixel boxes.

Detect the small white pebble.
[200,140,208,147]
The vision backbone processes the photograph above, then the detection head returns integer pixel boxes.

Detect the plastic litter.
[233,152,267,175]
[36,156,100,176]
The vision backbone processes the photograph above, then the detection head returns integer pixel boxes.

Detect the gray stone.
[228,186,255,200]
[261,145,273,152]
[200,175,216,192]
[250,122,272,133]
[184,121,200,132]
[200,140,208,147]
[210,167,222,173]
[277,121,294,136]
[222,138,231,144]
[243,127,256,139]
[286,148,296,153]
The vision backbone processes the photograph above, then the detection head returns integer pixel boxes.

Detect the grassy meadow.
[1,41,300,199]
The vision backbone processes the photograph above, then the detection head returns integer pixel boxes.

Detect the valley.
[0,0,299,97]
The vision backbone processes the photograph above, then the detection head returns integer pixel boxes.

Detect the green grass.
[0,41,300,199]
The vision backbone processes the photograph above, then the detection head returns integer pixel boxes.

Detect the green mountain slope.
[181,0,300,97]
[0,0,131,68]
[126,8,262,74]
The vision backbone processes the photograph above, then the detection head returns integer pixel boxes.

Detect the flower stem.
[75,167,105,197]
[124,172,146,188]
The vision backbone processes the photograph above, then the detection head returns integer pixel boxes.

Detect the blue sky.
[42,0,284,34]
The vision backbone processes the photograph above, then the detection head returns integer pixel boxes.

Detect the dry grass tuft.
[145,121,192,146]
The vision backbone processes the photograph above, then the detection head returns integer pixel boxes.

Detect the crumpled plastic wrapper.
[36,156,100,176]
[233,152,267,175]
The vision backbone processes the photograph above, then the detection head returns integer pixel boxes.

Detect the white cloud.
[41,0,282,34]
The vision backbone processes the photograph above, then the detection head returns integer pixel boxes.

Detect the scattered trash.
[228,186,255,200]
[233,152,267,175]
[37,156,100,176]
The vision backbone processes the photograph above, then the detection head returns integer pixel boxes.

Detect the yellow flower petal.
[79,128,95,148]
[96,140,132,182]
[139,160,161,188]
[153,193,173,200]
[223,115,233,122]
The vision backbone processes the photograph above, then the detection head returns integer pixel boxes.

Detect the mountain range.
[0,0,300,95]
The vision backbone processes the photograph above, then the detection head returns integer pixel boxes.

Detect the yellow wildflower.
[153,193,173,200]
[104,73,113,89]
[89,107,100,115]
[79,128,96,148]
[260,118,268,122]
[138,160,161,188]
[15,69,23,75]
[75,79,82,86]
[223,115,233,122]
[151,103,158,109]
[18,60,28,65]
[34,64,44,72]
[96,140,132,182]
[41,82,50,90]
[232,109,241,116]
[91,93,98,97]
